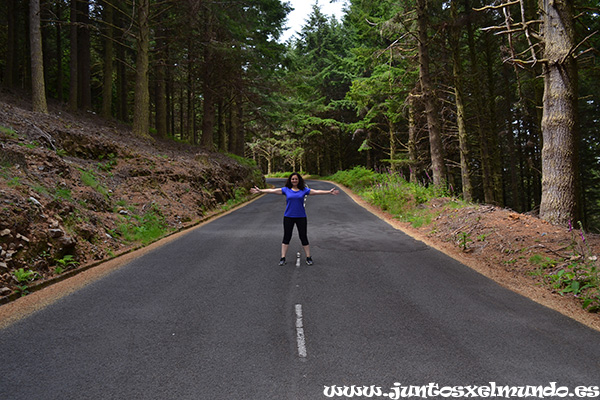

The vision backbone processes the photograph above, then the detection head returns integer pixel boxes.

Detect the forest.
[1,0,599,229]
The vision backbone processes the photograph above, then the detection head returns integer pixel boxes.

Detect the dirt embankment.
[0,90,263,302]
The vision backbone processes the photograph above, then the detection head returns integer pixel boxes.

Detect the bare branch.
[566,30,599,62]
[519,0,537,62]
[574,47,596,60]
[474,0,520,12]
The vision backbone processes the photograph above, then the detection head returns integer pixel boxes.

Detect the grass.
[112,203,170,245]
[78,168,110,197]
[221,188,250,211]
[327,166,457,228]
[0,125,18,139]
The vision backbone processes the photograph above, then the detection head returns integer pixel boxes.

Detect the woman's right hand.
[250,186,261,194]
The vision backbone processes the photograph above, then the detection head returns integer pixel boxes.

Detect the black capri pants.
[282,217,309,246]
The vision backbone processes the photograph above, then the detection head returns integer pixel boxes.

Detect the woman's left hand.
[329,188,339,195]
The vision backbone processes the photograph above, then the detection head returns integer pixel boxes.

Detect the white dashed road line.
[295,304,307,358]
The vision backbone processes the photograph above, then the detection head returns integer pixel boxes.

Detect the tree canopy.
[1,0,599,228]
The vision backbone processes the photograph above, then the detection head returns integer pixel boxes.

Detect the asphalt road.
[1,178,599,400]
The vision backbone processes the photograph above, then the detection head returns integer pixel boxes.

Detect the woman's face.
[290,175,299,186]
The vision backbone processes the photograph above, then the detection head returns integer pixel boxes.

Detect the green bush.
[266,171,309,178]
[327,166,378,189]
[327,167,455,227]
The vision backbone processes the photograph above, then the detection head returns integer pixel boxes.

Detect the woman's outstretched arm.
[251,186,283,195]
[308,188,339,196]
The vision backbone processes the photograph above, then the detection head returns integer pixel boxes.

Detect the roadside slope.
[0,92,263,301]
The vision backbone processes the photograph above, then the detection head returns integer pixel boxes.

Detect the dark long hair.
[285,172,306,190]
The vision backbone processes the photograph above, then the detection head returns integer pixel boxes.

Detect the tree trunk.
[388,119,396,172]
[234,98,245,156]
[408,92,418,183]
[55,1,64,101]
[228,96,239,155]
[201,9,215,148]
[502,63,522,212]
[166,58,174,137]
[539,0,580,225]
[155,24,167,139]
[484,38,503,205]
[101,0,114,119]
[155,62,167,139]
[41,0,51,93]
[416,0,446,186]
[77,0,91,110]
[217,98,227,151]
[186,46,193,141]
[450,0,472,201]
[4,0,16,87]
[68,0,77,112]
[30,0,48,113]
[116,44,128,121]
[463,0,497,203]
[132,0,151,137]
[115,2,128,121]
[201,78,216,148]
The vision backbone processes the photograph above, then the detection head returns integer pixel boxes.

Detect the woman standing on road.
[251,172,339,266]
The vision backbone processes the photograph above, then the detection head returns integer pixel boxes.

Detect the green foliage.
[544,262,599,311]
[327,166,378,189]
[537,223,600,312]
[54,187,72,201]
[32,184,49,196]
[13,268,38,283]
[6,177,20,187]
[97,153,117,172]
[55,255,79,270]
[221,188,249,211]
[401,209,434,228]
[113,204,169,245]
[29,182,71,203]
[15,285,30,297]
[477,234,489,242]
[0,125,17,139]
[457,232,473,251]
[78,168,110,197]
[327,167,454,228]
[16,141,41,149]
[267,171,309,178]
[529,254,558,269]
